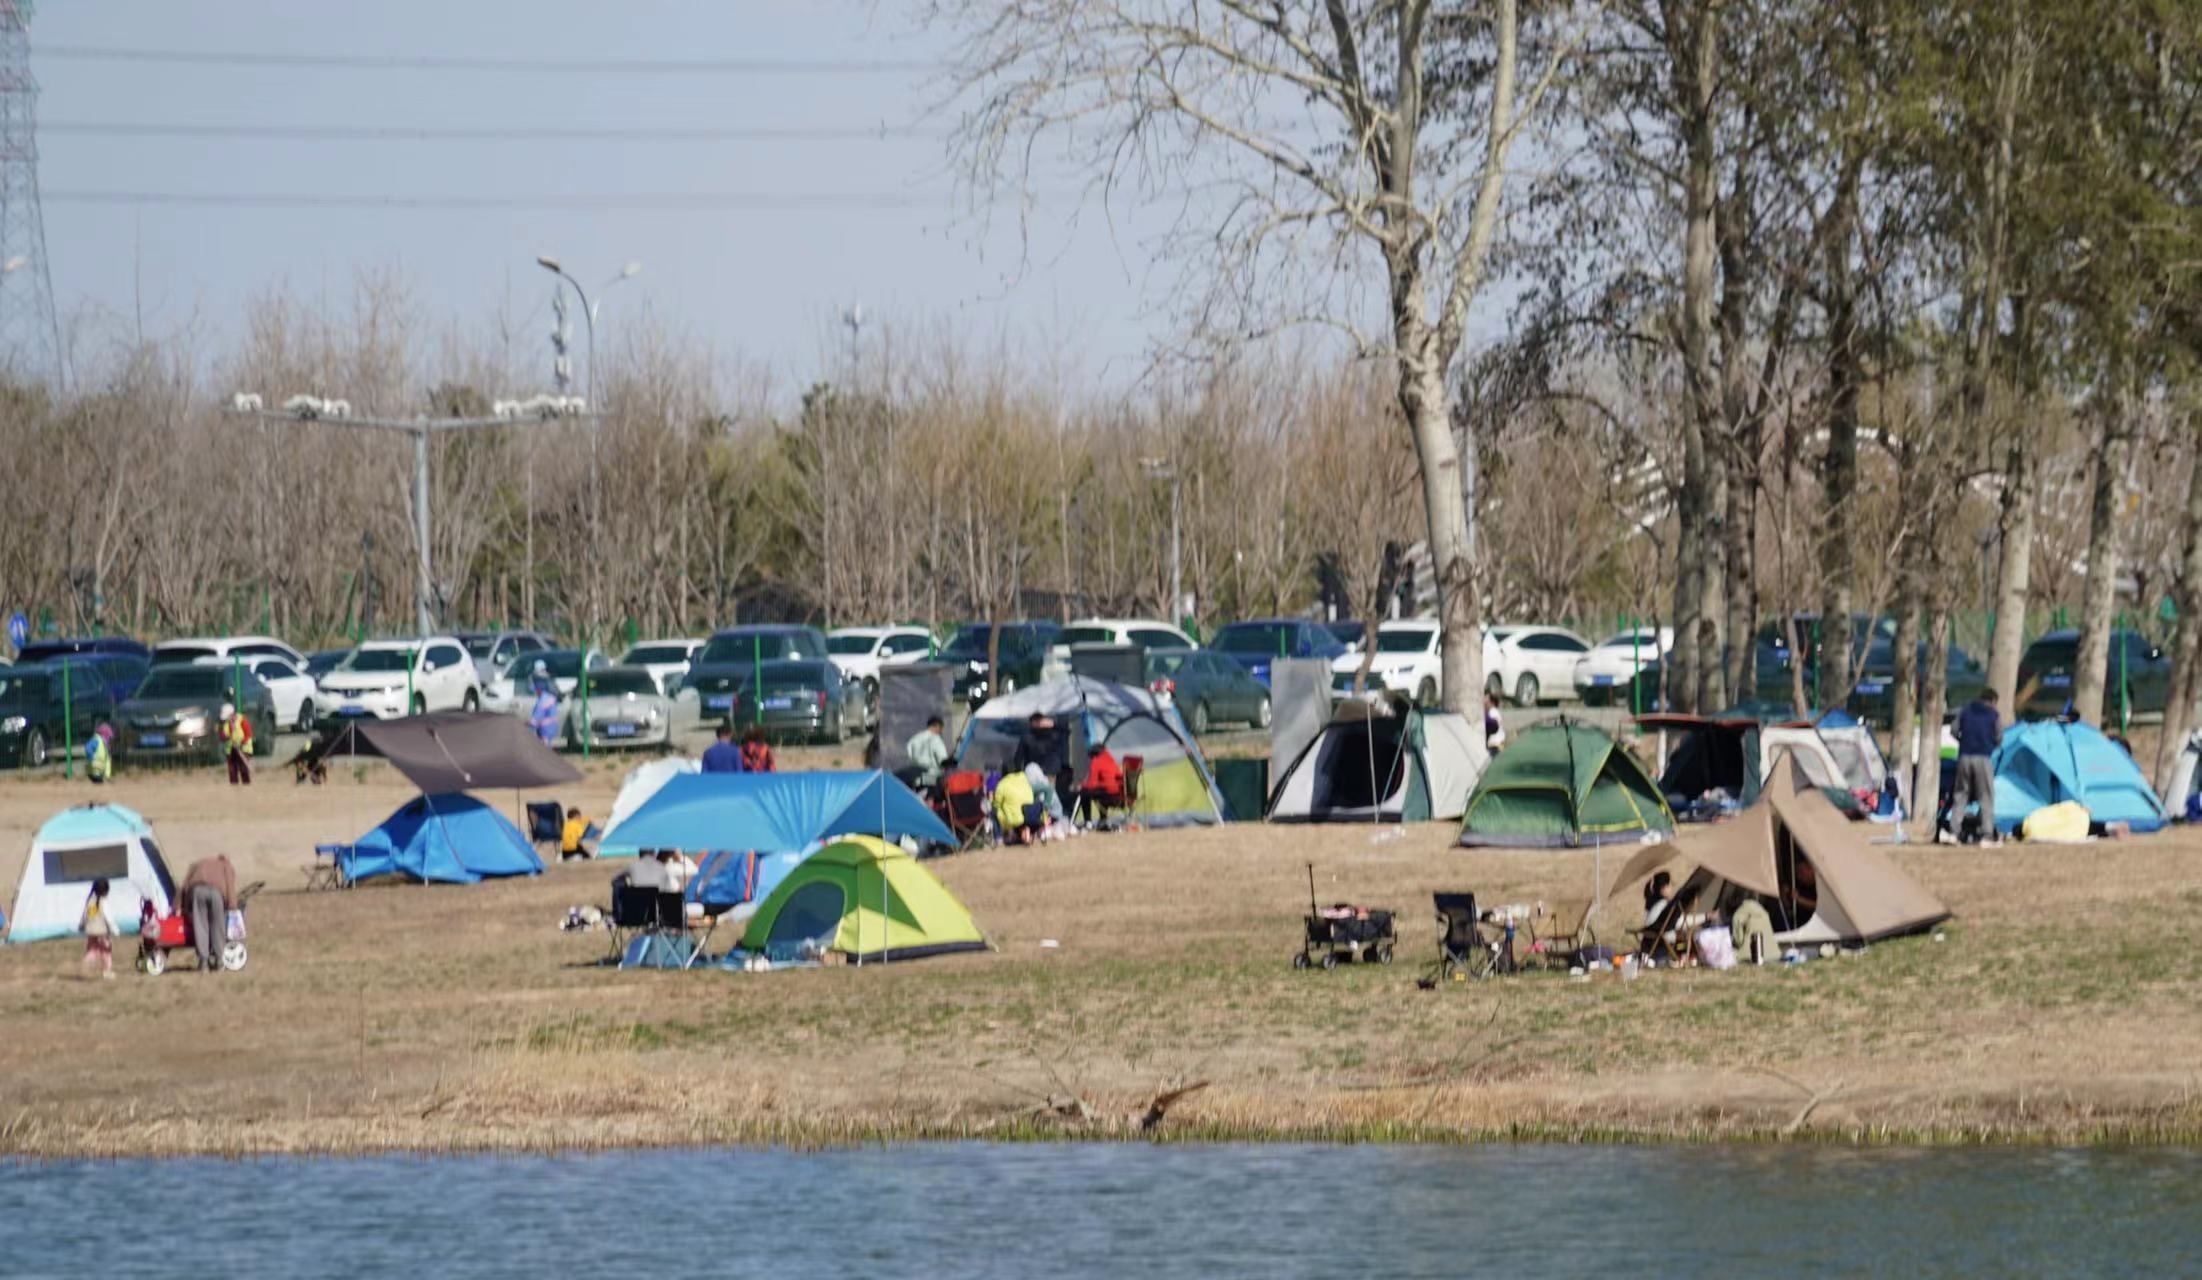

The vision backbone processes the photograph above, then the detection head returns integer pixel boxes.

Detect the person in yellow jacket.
[991,768,1040,845]
[220,702,253,787]
[85,723,113,784]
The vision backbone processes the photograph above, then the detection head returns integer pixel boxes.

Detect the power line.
[42,120,936,143]
[42,187,971,211]
[38,44,937,75]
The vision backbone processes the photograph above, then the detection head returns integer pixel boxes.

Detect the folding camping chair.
[526,800,565,859]
[1631,899,1689,966]
[1424,892,1505,985]
[943,770,992,850]
[605,872,657,963]
[1121,756,1144,813]
[1529,899,1596,971]
[305,842,350,892]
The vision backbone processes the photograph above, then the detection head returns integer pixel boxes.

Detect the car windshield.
[133,668,229,700]
[586,669,658,697]
[826,634,879,655]
[1375,630,1435,654]
[622,644,694,666]
[459,635,499,658]
[700,631,817,664]
[1214,623,1291,655]
[339,649,414,674]
[150,646,219,666]
[1061,626,1117,646]
[939,626,991,659]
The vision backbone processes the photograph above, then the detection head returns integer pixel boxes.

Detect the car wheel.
[1190,701,1212,735]
[411,694,427,715]
[1514,674,1540,707]
[1255,696,1273,729]
[1485,673,1504,697]
[1416,678,1438,708]
[296,699,315,734]
[462,689,479,712]
[23,727,47,768]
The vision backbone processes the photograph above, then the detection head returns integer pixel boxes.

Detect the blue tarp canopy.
[605,771,954,910]
[1992,719,2167,834]
[341,793,545,884]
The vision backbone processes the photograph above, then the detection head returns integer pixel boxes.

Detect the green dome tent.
[738,835,986,963]
[1457,718,1674,848]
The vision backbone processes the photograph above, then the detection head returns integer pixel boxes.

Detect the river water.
[5,1142,2195,1276]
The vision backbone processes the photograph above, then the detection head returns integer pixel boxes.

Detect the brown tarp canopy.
[304,712,582,794]
[1609,750,1949,944]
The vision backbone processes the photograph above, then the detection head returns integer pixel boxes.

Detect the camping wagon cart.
[1291,864,1396,970]
[137,881,264,975]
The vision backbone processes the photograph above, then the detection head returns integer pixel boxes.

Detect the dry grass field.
[4,747,2201,1156]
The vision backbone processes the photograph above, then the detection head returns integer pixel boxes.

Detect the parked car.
[683,626,834,718]
[619,637,708,696]
[1751,614,1895,703]
[454,629,554,683]
[1211,619,1350,687]
[225,654,322,731]
[1330,620,1444,707]
[726,658,869,742]
[151,635,307,668]
[1574,627,1674,705]
[37,651,149,703]
[827,626,936,692]
[305,648,353,679]
[316,637,482,720]
[117,663,276,762]
[16,635,152,664]
[1485,625,1593,706]
[940,622,1063,705]
[561,665,675,750]
[1844,637,1988,725]
[2015,628,2171,719]
[482,648,611,713]
[0,663,117,768]
[1147,649,1270,733]
[1043,618,1194,681]
[1322,620,1370,654]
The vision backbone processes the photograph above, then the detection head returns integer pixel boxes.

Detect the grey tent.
[875,663,955,775]
[303,712,581,793]
[1268,704,1485,823]
[1608,751,1949,945]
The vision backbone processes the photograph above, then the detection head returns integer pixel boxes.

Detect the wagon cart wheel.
[221,940,248,971]
[141,948,166,976]
[1374,945,1394,966]
[1292,952,1310,971]
[1321,953,1338,971]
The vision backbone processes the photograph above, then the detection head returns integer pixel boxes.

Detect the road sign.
[6,612,25,651]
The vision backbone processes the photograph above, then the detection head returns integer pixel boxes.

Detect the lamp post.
[1141,457,1183,627]
[537,256,640,639]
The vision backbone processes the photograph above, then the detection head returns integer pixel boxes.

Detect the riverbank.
[3,766,2200,1157]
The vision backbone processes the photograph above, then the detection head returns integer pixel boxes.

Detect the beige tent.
[1610,750,1949,945]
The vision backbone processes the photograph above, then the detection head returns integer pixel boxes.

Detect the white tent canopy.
[7,804,176,943]
[599,757,701,858]
[1268,705,1486,823]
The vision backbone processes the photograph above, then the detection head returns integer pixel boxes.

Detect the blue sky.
[33,2,1176,393]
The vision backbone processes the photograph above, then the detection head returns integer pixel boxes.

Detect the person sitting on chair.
[1079,745,1125,820]
[627,850,667,891]
[992,768,1040,845]
[1642,870,1675,928]
[560,806,595,861]
[905,715,952,791]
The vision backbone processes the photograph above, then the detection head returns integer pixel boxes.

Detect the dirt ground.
[4,751,2201,1156]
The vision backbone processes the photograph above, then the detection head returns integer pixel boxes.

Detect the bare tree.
[930,0,1583,711]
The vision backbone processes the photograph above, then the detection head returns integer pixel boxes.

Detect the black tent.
[302,712,582,793]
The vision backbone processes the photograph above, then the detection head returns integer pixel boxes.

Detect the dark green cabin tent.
[1456,718,1675,848]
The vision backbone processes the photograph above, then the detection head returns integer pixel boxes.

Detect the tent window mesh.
[46,844,130,884]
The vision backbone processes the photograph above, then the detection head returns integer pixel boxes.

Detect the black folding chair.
[1425,891,1504,986]
[527,801,565,858]
[605,872,655,962]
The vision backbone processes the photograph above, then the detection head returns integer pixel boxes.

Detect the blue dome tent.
[1991,719,2166,835]
[342,793,544,884]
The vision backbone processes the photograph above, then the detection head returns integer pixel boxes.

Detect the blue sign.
[5,612,24,651]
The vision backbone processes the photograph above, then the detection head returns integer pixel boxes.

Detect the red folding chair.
[942,770,992,849]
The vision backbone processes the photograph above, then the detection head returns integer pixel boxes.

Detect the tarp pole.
[62,661,73,779]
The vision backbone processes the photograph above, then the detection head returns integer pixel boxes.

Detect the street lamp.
[536,254,641,641]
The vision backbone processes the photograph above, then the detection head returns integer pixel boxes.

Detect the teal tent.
[1992,720,2166,834]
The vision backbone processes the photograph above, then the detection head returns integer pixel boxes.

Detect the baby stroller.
[137,881,263,975]
[1291,864,1395,970]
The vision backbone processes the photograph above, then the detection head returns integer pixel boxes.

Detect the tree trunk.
[1889,595,1920,818]
[1722,440,1755,702]
[2154,423,2202,798]
[1664,0,1726,714]
[1986,433,2036,704]
[2072,406,2130,725]
[1912,594,1953,841]
[1818,273,1861,702]
[1403,362,1484,715]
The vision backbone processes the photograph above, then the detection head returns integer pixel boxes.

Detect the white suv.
[826,627,935,693]
[316,637,483,720]
[1332,620,1444,705]
[1045,618,1196,681]
[151,635,307,668]
[1486,625,1593,706]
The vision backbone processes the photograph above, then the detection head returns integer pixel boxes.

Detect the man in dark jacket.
[1951,687,2003,844]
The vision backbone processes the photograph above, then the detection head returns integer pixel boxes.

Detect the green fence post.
[580,647,593,760]
[2118,610,2130,732]
[1629,613,1642,716]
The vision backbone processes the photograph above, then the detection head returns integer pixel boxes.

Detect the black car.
[727,659,869,743]
[1752,614,1892,703]
[0,663,118,768]
[2016,628,2171,719]
[1843,637,1987,725]
[683,625,833,718]
[17,635,152,665]
[942,622,1063,705]
[117,664,279,763]
[1147,649,1271,734]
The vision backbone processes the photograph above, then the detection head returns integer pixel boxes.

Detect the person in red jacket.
[739,724,777,773]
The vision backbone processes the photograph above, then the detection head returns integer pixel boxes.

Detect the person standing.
[79,878,115,980]
[739,725,777,773]
[904,715,951,790]
[1952,686,2004,846]
[85,723,113,784]
[219,703,253,786]
[701,723,745,773]
[178,855,237,975]
[1483,690,1507,752]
